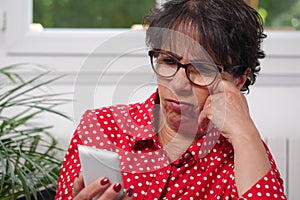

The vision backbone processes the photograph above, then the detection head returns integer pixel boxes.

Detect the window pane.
[33,0,156,28]
[258,0,300,30]
[33,0,300,30]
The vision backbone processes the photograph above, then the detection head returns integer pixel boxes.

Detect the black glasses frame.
[148,49,224,86]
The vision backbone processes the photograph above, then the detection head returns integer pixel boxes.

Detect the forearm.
[232,127,271,196]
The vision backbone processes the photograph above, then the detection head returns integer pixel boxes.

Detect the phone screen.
[78,145,123,199]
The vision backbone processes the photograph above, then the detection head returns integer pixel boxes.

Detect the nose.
[169,67,192,95]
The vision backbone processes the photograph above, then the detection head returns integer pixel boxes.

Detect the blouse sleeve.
[54,108,116,200]
[54,130,83,200]
[240,142,287,200]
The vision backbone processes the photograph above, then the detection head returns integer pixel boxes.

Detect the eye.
[162,57,177,65]
[157,54,177,65]
[194,63,216,74]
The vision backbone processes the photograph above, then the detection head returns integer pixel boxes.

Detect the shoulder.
[77,91,158,146]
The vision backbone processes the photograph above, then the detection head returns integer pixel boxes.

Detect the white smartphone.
[78,145,123,200]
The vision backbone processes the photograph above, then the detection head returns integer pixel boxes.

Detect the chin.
[168,116,200,136]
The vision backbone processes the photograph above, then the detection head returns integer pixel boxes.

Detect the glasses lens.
[149,50,219,86]
[187,62,218,86]
[151,51,178,77]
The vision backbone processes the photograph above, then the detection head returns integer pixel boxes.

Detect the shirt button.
[184,153,191,159]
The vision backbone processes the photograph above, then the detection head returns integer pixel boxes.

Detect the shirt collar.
[131,90,161,150]
[131,90,228,171]
[132,127,227,171]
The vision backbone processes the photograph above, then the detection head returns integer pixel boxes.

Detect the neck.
[157,110,201,162]
[159,128,196,162]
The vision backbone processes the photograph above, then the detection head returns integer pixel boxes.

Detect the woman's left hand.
[199,79,259,145]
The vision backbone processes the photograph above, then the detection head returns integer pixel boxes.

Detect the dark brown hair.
[144,0,266,93]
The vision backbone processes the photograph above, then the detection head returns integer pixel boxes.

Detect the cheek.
[157,79,172,98]
[193,88,210,111]
[157,78,170,90]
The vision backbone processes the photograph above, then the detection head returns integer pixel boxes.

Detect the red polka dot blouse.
[55,91,287,200]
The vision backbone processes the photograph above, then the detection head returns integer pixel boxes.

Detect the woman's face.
[156,49,212,135]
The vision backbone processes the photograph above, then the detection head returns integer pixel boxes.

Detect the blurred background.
[31,0,300,30]
[0,0,299,199]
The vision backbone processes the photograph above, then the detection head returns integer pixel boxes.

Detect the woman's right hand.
[72,173,133,200]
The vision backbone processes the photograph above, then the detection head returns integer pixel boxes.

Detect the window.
[258,0,300,30]
[4,0,153,56]
[246,0,300,30]
[3,0,300,57]
[32,0,300,30]
[33,0,155,29]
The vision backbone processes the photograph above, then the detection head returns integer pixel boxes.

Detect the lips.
[166,99,194,113]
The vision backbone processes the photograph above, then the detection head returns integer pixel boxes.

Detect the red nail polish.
[100,178,109,185]
[113,183,122,193]
[126,188,134,197]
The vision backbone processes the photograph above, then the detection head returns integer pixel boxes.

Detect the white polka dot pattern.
[54,92,287,200]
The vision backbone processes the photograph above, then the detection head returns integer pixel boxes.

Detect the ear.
[233,67,251,90]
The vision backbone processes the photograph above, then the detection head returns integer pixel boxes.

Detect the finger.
[122,188,134,199]
[97,183,123,200]
[212,79,249,113]
[198,97,213,133]
[210,79,238,95]
[198,114,210,133]
[74,177,111,200]
[77,173,85,190]
[72,173,84,197]
[199,91,229,132]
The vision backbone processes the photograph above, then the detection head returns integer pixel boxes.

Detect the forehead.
[148,26,214,63]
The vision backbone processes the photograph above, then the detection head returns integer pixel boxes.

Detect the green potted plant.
[0,64,70,200]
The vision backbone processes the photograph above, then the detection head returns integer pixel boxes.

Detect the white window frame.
[3,0,154,57]
[3,0,300,58]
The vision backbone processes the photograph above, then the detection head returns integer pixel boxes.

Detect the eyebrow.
[153,49,183,60]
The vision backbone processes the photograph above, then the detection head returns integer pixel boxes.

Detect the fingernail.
[100,177,109,185]
[126,188,134,197]
[113,183,122,193]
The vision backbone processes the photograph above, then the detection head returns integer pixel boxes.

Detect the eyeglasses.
[148,49,224,86]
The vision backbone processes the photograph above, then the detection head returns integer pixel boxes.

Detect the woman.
[55,0,287,199]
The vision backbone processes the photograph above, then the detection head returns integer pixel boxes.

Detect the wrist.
[230,127,262,149]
